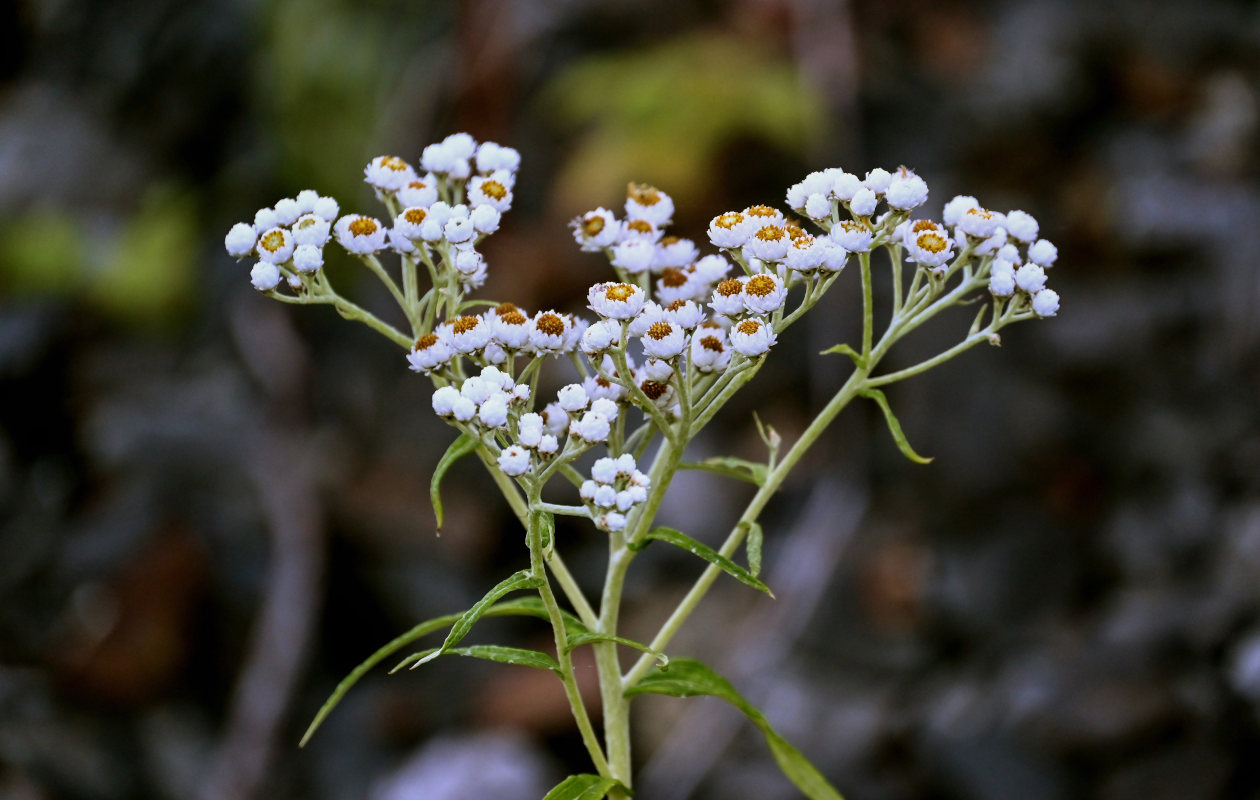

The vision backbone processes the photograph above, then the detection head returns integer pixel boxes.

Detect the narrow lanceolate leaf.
[639,527,773,597]
[300,595,573,746]
[565,631,669,668]
[820,343,865,368]
[858,388,933,464]
[409,569,544,669]
[395,645,559,673]
[742,520,764,578]
[541,774,624,800]
[431,432,479,532]
[627,659,845,800]
[679,456,768,486]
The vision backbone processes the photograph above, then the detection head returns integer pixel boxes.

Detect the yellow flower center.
[647,321,674,341]
[640,380,668,400]
[381,156,409,172]
[660,267,687,288]
[917,231,948,253]
[501,310,527,326]
[480,180,507,201]
[716,278,743,298]
[910,219,937,233]
[745,274,777,298]
[259,230,286,253]
[754,225,785,243]
[736,319,763,335]
[581,215,606,236]
[713,212,743,230]
[404,208,427,225]
[626,219,654,235]
[604,283,637,302]
[745,205,777,219]
[348,217,378,237]
[627,183,661,206]
[414,333,439,351]
[452,316,481,334]
[699,335,724,352]
[535,313,565,336]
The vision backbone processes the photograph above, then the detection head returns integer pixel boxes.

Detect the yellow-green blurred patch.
[0,211,87,295]
[540,32,824,210]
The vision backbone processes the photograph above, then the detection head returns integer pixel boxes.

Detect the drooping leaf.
[300,594,571,747]
[820,343,865,369]
[635,527,773,597]
[394,645,559,673]
[858,388,934,464]
[409,569,545,669]
[565,632,668,668]
[627,659,845,800]
[742,520,764,578]
[431,432,479,531]
[679,456,767,486]
[541,774,624,800]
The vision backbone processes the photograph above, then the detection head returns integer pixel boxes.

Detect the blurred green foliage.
[541,32,824,209]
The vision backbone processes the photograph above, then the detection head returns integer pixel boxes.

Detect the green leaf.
[431,432,479,532]
[858,388,934,464]
[628,659,845,800]
[742,520,764,578]
[410,570,546,669]
[637,527,773,597]
[394,645,559,673]
[299,595,571,747]
[820,343,865,368]
[565,632,668,668]
[541,774,624,800]
[679,456,768,486]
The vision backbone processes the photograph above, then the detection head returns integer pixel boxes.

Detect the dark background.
[2,1,1259,798]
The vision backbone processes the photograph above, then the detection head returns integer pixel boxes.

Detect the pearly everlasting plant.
[226,132,1061,800]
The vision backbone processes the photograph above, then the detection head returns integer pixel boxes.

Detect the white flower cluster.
[224,190,340,291]
[579,454,650,532]
[406,304,585,375]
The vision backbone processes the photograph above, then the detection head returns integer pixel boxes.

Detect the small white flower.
[250,262,281,291]
[256,227,295,264]
[396,178,438,208]
[904,221,954,269]
[803,193,832,221]
[655,267,698,304]
[641,320,686,360]
[478,395,510,429]
[885,168,929,210]
[570,411,611,443]
[581,319,621,355]
[729,317,777,357]
[744,204,785,228]
[491,308,532,349]
[611,240,656,274]
[518,413,544,448]
[628,302,666,338]
[1014,263,1047,293]
[636,377,676,408]
[253,207,279,231]
[863,168,892,194]
[335,215,387,254]
[312,195,340,222]
[591,457,619,484]
[557,383,589,412]
[588,282,646,320]
[620,218,663,243]
[537,435,559,455]
[541,402,569,436]
[625,183,674,227]
[640,358,674,382]
[589,397,619,421]
[475,141,521,173]
[295,190,320,215]
[742,273,787,314]
[784,237,825,273]
[571,208,622,251]
[292,244,324,273]
[450,396,477,422]
[662,299,704,329]
[481,342,508,365]
[580,480,599,501]
[996,243,1022,263]
[825,169,863,201]
[593,484,617,508]
[584,372,626,403]
[292,213,332,247]
[942,195,980,227]
[989,270,1016,297]
[1003,209,1039,243]
[1031,288,1060,317]
[470,204,500,234]
[453,249,484,276]
[408,333,453,373]
[446,315,493,354]
[692,254,732,285]
[849,187,878,217]
[816,239,850,272]
[460,376,495,405]
[272,198,299,225]
[708,211,751,249]
[364,155,417,192]
[957,207,1005,239]
[690,327,732,373]
[497,445,530,477]
[420,141,458,174]
[444,216,476,244]
[480,365,515,392]
[655,236,699,270]
[615,453,636,475]
[597,511,627,532]
[615,490,637,512]
[710,277,747,317]
[468,176,513,213]
[1028,238,1058,267]
[432,386,461,416]
[831,220,874,253]
[225,222,256,257]
[394,207,429,240]
[286,273,303,290]
[746,225,791,262]
[528,310,572,353]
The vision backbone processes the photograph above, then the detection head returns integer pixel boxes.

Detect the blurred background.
[2,0,1260,798]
